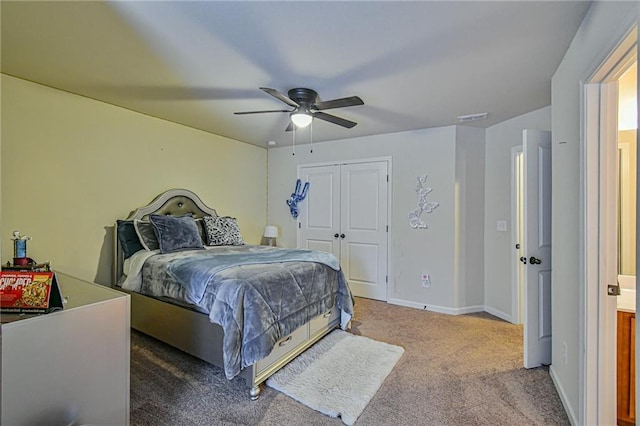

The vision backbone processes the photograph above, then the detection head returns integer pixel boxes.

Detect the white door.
[298,161,389,301]
[523,129,553,368]
[340,162,389,300]
[298,165,341,257]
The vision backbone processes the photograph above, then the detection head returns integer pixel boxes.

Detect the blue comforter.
[167,246,340,305]
[140,245,354,379]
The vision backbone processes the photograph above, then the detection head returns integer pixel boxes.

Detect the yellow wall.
[619,129,637,275]
[1,75,267,285]
[618,61,637,131]
[618,62,637,275]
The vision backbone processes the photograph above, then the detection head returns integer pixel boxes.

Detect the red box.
[1,271,63,314]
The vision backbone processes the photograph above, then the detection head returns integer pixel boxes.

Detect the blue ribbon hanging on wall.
[286,179,310,219]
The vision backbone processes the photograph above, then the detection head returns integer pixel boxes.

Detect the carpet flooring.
[130,297,570,425]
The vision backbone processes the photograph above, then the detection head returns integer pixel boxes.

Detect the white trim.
[550,366,578,426]
[581,83,600,425]
[388,298,512,322]
[484,305,513,323]
[295,155,393,170]
[588,27,638,84]
[510,146,524,325]
[387,298,484,316]
[580,25,637,425]
[598,80,620,425]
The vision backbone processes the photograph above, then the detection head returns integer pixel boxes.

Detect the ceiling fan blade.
[234,109,290,115]
[259,87,299,108]
[313,96,364,111]
[313,112,357,129]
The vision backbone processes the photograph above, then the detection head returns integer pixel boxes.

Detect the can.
[14,239,27,258]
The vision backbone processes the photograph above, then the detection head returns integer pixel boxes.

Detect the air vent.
[457,113,488,123]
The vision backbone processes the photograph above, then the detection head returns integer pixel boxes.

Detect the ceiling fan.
[234,87,364,131]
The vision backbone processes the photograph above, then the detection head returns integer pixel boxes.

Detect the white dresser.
[1,272,130,426]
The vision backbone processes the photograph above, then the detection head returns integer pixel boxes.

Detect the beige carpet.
[130,297,570,425]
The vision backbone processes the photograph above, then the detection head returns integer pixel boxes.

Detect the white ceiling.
[1,1,592,148]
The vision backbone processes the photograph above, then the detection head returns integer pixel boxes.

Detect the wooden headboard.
[112,188,218,285]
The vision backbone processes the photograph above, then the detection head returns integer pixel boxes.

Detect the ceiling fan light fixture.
[236,87,362,131]
[291,111,313,128]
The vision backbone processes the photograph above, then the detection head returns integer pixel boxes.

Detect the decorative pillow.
[203,216,245,246]
[116,220,144,259]
[134,219,160,251]
[194,218,207,245]
[149,214,204,254]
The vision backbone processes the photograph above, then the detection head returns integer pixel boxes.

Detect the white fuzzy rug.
[266,330,404,425]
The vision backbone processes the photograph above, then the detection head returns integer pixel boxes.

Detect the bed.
[112,188,354,399]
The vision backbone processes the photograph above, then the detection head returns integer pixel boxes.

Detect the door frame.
[511,145,524,325]
[296,156,393,300]
[581,26,637,425]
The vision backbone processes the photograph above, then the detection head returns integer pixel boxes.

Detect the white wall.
[267,125,485,313]
[455,125,486,310]
[483,106,551,321]
[551,2,639,423]
[1,75,267,285]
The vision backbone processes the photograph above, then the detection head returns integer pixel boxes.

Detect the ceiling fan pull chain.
[292,126,296,156]
[310,121,313,154]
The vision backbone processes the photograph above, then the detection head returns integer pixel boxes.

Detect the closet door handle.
[340,234,345,239]
[334,233,340,238]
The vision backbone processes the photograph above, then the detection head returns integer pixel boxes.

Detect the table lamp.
[263,225,279,247]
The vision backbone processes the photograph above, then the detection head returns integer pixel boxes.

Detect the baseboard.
[387,298,484,316]
[549,365,578,426]
[483,306,513,323]
[455,305,486,315]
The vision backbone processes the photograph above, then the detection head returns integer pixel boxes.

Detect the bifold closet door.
[298,161,388,301]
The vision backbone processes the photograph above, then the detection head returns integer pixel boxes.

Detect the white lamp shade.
[263,225,279,238]
[291,112,312,128]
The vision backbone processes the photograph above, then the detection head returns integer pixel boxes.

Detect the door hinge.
[386,174,389,182]
[385,275,388,283]
[298,222,301,229]
[607,283,621,296]
[386,225,388,232]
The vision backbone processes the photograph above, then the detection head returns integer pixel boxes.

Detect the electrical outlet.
[421,273,430,288]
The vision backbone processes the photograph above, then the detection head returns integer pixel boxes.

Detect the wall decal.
[286,179,309,219]
[409,174,439,229]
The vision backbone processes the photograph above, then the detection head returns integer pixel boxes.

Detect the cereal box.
[0,271,63,314]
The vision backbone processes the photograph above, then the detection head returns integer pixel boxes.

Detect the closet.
[297,160,389,301]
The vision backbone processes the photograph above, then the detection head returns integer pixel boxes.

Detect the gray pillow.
[134,219,159,251]
[149,214,204,254]
[116,220,144,259]
[203,216,245,246]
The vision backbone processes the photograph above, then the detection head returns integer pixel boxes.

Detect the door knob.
[334,233,339,238]
[519,256,527,264]
[340,234,345,239]
[529,256,542,265]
